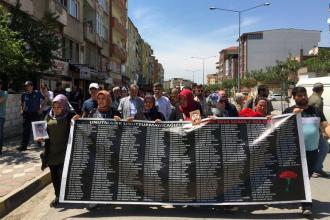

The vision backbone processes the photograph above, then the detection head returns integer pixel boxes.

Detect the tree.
[303,48,330,75]
[0,5,29,84]
[8,1,61,88]
[240,77,257,88]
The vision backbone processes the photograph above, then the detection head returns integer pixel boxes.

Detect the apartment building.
[109,0,128,86]
[207,74,220,85]
[1,0,112,92]
[239,28,321,78]
[80,0,110,89]
[0,0,83,89]
[126,18,142,85]
[216,46,238,81]
[163,78,193,90]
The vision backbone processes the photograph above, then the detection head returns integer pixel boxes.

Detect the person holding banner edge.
[36,94,78,207]
[283,86,330,217]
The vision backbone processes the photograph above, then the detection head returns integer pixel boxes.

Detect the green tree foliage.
[240,77,257,88]
[8,0,61,88]
[302,48,330,75]
[0,5,28,81]
[205,84,221,92]
[221,79,236,90]
[246,59,300,89]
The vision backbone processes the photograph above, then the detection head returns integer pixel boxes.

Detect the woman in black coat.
[143,95,165,121]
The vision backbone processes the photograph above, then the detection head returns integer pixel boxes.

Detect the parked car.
[268,93,288,101]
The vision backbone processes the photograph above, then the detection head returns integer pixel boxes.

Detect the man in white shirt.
[118,84,144,120]
[153,82,171,120]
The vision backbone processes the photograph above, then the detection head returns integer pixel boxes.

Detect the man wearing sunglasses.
[194,85,209,117]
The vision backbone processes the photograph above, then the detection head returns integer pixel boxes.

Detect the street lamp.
[185,69,200,82]
[191,56,216,85]
[210,3,271,92]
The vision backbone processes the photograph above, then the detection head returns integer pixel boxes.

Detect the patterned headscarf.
[97,90,112,112]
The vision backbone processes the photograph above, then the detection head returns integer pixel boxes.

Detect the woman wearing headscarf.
[36,94,77,207]
[233,92,245,112]
[239,96,269,117]
[169,88,203,121]
[143,95,165,121]
[87,90,121,120]
[206,92,229,117]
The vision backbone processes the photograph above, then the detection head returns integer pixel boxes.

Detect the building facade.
[1,0,164,91]
[216,46,238,81]
[207,74,220,85]
[163,78,193,90]
[109,0,128,86]
[126,18,142,85]
[240,29,321,78]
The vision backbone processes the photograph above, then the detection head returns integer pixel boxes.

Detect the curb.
[0,170,51,218]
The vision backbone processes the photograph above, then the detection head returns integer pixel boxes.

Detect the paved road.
[4,156,330,220]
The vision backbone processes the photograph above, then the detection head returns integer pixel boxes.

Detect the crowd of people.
[0,79,329,216]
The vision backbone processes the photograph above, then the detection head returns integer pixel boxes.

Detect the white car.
[268,93,287,101]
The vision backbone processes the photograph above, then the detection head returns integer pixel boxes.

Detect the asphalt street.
[4,101,330,220]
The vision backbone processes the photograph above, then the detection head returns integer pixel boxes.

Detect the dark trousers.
[302,149,318,210]
[306,149,318,178]
[21,112,40,148]
[49,164,64,198]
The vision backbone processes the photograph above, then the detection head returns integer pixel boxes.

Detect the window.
[96,13,108,40]
[58,0,67,7]
[96,13,102,36]
[247,33,263,40]
[69,40,73,61]
[68,0,78,19]
[98,0,108,12]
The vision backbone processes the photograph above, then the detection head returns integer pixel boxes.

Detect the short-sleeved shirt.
[81,98,97,114]
[21,90,44,112]
[0,90,8,118]
[283,105,326,122]
[283,105,325,151]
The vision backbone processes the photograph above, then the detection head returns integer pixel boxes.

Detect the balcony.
[85,0,96,9]
[111,43,127,63]
[113,0,127,13]
[49,0,68,26]
[84,21,96,43]
[111,17,127,39]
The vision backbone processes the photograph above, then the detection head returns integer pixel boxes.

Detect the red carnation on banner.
[279,170,298,192]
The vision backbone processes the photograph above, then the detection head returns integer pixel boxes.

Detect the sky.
[128,0,330,84]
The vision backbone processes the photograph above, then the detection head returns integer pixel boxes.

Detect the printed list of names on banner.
[61,114,309,205]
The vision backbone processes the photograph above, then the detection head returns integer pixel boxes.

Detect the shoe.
[314,170,330,178]
[50,197,59,207]
[16,146,27,151]
[302,207,312,216]
[86,204,98,210]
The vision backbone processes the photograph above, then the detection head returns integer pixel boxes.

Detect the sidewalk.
[0,138,51,218]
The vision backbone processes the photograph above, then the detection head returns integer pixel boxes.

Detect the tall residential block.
[127,17,142,85]
[216,46,238,81]
[109,0,128,86]
[239,28,321,78]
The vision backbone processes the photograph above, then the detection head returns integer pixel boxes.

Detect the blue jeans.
[314,136,330,172]
[0,117,5,151]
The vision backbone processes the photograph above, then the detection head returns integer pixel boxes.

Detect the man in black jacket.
[218,89,238,117]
